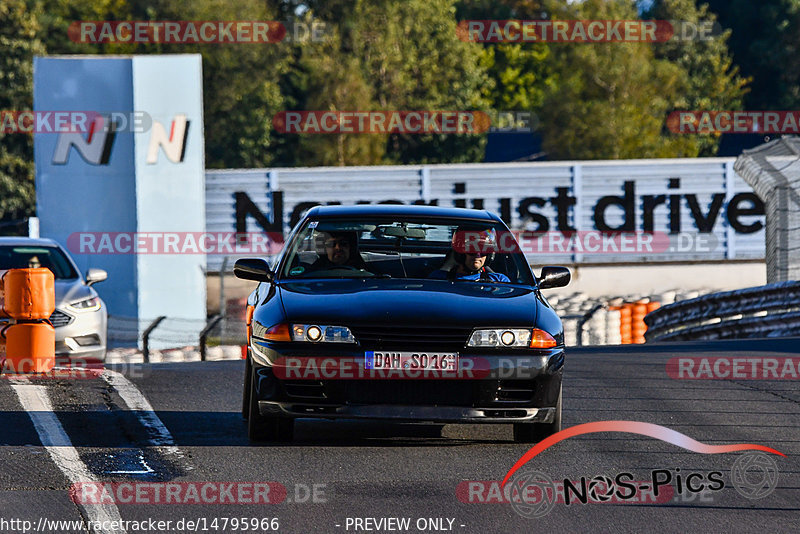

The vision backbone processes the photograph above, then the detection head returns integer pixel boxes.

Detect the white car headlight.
[468,328,558,348]
[291,324,355,343]
[68,297,101,311]
[468,328,531,347]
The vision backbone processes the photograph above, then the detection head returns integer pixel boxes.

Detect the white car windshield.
[0,245,79,279]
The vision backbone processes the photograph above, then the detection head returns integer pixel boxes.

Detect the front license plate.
[365,351,459,371]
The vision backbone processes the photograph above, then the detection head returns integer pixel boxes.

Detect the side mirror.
[234,258,274,282]
[85,268,108,286]
[538,266,570,289]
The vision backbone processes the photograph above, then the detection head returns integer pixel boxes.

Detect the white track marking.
[11,380,127,534]
[101,369,184,460]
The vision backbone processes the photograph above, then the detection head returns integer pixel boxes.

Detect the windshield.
[0,245,79,280]
[279,218,534,285]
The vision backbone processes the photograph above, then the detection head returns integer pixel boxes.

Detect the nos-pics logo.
[501,421,783,519]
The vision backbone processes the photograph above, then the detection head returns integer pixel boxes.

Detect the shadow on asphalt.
[0,410,516,448]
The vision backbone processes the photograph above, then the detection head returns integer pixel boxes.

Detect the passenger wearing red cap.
[428,227,510,282]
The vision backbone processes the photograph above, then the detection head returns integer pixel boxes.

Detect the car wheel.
[247,371,294,443]
[513,385,562,443]
[242,354,252,420]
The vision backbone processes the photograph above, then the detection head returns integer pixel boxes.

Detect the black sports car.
[236,205,570,442]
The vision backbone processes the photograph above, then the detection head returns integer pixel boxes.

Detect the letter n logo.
[52,116,116,165]
[146,114,189,164]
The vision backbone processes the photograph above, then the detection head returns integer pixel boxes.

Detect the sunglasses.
[324,240,350,248]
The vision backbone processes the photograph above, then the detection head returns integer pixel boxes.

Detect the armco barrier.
[644,281,800,342]
[0,268,56,373]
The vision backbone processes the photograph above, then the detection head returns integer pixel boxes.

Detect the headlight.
[68,297,101,311]
[468,328,557,348]
[291,324,355,343]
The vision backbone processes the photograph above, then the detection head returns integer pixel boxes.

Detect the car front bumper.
[260,402,557,423]
[249,342,564,423]
[52,306,108,361]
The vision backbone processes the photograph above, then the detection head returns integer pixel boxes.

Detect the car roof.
[305,204,500,221]
[0,237,61,247]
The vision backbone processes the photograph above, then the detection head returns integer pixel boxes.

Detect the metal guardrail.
[644,281,800,342]
[108,314,246,357]
[199,315,223,361]
[142,316,167,362]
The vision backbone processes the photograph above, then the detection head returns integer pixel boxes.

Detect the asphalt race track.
[1,338,798,534]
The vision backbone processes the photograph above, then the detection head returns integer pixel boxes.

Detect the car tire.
[513,385,562,443]
[247,371,294,443]
[242,355,252,420]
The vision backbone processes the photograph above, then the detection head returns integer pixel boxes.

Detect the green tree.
[646,0,748,155]
[0,0,44,224]
[36,0,290,168]
[538,0,713,159]
[280,0,492,165]
[348,0,491,164]
[293,23,386,166]
[705,0,800,110]
[455,1,555,159]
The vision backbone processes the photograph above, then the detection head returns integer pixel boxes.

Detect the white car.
[0,237,108,361]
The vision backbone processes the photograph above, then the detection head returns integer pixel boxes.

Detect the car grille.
[338,380,478,406]
[50,310,74,328]
[349,325,472,350]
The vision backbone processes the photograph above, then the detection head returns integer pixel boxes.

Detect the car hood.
[278,279,538,327]
[54,279,96,307]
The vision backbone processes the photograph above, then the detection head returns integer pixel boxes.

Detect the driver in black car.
[428,227,510,282]
[310,231,368,270]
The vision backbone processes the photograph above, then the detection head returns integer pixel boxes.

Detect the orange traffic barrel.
[630,301,648,344]
[3,322,55,373]
[0,268,55,320]
[618,304,633,344]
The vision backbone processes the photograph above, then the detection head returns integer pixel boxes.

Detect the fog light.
[500,331,515,346]
[306,325,322,342]
[73,334,100,346]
